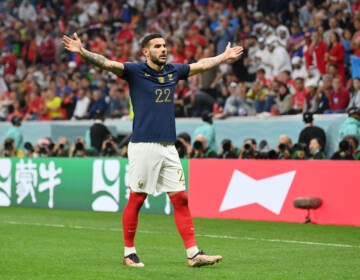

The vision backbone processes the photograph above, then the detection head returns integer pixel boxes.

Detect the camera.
[24,142,34,151]
[193,140,203,151]
[243,143,252,151]
[4,139,13,150]
[278,143,288,152]
[75,141,84,151]
[222,139,232,152]
[59,143,65,149]
[175,138,187,158]
[339,139,352,153]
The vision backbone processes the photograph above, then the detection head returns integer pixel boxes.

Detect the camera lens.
[244,143,251,151]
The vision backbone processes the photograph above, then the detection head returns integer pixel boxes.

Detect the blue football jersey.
[122,62,190,142]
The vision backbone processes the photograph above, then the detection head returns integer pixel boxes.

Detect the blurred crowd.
[1,0,360,122]
[0,0,360,159]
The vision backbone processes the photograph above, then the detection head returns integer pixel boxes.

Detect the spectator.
[266,36,292,78]
[0,137,24,157]
[348,77,360,109]
[271,82,292,115]
[174,80,191,118]
[246,79,268,113]
[308,137,327,159]
[105,85,129,119]
[338,107,360,142]
[44,87,63,120]
[213,15,235,55]
[87,89,107,119]
[289,77,307,114]
[89,110,112,155]
[298,112,327,155]
[306,29,328,75]
[193,110,217,152]
[325,31,346,84]
[216,82,250,119]
[326,77,350,113]
[71,88,91,120]
[4,116,23,150]
[291,56,307,80]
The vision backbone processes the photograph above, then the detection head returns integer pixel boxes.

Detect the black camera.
[24,142,34,151]
[193,140,203,151]
[243,143,252,151]
[278,143,288,152]
[222,139,232,152]
[75,142,84,151]
[339,140,351,152]
[4,139,13,150]
[59,143,65,149]
[175,138,186,158]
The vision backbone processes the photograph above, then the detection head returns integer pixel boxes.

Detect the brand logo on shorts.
[137,180,144,189]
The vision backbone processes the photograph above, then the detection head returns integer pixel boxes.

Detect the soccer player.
[63,32,243,267]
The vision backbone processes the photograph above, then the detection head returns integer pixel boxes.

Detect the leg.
[122,191,147,267]
[169,191,222,267]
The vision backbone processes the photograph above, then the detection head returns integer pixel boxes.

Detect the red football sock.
[169,191,197,249]
[122,192,147,247]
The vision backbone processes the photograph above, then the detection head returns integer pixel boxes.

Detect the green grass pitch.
[0,207,359,280]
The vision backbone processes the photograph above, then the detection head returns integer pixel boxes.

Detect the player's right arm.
[63,32,124,76]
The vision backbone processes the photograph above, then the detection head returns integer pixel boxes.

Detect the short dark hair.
[140,33,164,48]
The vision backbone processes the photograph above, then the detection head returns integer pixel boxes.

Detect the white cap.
[291,56,302,65]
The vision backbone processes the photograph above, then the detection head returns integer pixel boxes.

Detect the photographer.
[89,110,112,155]
[52,137,70,157]
[69,137,88,157]
[292,142,308,159]
[23,142,35,157]
[0,138,24,157]
[218,138,239,159]
[100,135,119,157]
[175,132,192,158]
[239,138,259,159]
[331,138,355,160]
[190,134,218,158]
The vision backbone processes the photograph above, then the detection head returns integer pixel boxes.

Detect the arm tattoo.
[197,54,224,70]
[80,48,106,69]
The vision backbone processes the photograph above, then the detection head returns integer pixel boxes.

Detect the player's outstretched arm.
[189,42,243,76]
[62,32,124,76]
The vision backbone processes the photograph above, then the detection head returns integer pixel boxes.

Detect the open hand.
[63,32,82,54]
[223,42,244,64]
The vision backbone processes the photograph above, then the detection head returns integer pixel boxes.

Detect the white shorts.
[127,142,186,195]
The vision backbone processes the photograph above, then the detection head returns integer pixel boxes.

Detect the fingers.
[73,32,79,40]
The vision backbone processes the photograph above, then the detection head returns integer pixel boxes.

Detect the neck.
[146,60,164,72]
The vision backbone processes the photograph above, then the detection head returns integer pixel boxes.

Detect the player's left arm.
[189,42,243,76]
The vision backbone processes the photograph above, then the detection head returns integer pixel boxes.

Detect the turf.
[0,207,359,280]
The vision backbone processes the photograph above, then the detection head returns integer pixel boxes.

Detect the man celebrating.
[63,32,243,267]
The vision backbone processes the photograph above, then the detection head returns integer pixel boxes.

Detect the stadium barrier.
[1,158,359,226]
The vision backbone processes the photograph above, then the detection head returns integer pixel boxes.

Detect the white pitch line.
[2,220,359,249]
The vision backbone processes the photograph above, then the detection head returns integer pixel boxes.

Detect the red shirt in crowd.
[328,87,350,111]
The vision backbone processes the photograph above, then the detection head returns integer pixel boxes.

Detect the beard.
[149,52,167,67]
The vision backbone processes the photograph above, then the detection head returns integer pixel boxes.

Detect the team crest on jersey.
[168,74,173,81]
[158,76,165,83]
